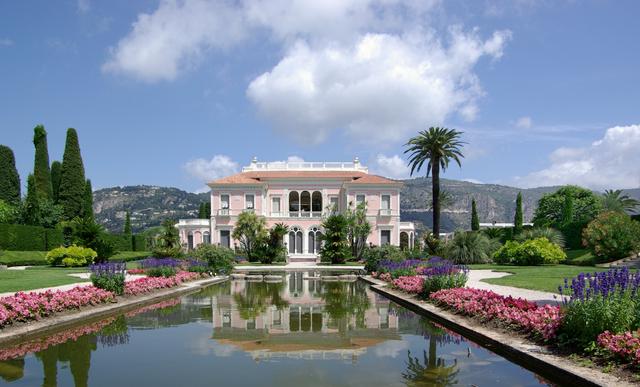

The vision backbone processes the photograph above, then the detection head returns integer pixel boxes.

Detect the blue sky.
[1,0,639,193]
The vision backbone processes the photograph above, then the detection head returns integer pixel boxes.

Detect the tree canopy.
[0,145,20,205]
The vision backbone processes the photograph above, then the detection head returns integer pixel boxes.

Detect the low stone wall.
[360,276,631,387]
[0,276,228,347]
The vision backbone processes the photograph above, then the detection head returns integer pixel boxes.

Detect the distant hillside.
[93,182,640,233]
[93,185,207,233]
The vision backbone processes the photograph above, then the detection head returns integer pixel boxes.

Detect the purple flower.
[141,258,180,269]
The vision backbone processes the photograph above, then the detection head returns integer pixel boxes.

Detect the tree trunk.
[432,160,440,239]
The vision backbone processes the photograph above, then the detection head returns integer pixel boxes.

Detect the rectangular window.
[220,230,230,248]
[380,230,391,245]
[272,197,281,214]
[329,196,338,212]
[356,194,366,205]
[381,195,391,210]
[245,194,254,209]
[220,194,229,209]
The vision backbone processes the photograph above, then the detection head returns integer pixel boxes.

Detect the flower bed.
[429,288,562,340]
[597,330,640,365]
[392,276,424,294]
[127,268,145,275]
[0,272,204,329]
[0,286,115,328]
[124,271,201,296]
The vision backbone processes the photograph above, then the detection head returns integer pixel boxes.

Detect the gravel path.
[468,270,566,305]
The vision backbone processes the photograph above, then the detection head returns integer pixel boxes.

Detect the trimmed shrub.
[0,251,48,266]
[582,211,640,262]
[132,234,147,251]
[0,224,47,251]
[45,228,64,249]
[493,237,566,265]
[46,245,97,267]
[193,244,234,274]
[108,251,150,262]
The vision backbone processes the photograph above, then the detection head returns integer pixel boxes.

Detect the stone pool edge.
[361,276,630,387]
[0,276,228,347]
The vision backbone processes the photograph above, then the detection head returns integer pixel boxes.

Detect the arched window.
[289,191,299,215]
[187,231,194,251]
[312,191,322,214]
[300,191,311,216]
[308,227,323,254]
[288,226,303,254]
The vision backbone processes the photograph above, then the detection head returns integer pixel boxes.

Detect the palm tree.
[405,127,465,238]
[602,189,640,213]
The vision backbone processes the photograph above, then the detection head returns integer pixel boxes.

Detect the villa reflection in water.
[212,272,399,361]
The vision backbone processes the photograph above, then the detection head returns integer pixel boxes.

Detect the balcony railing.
[177,219,211,226]
[242,160,368,173]
[378,209,396,216]
[217,209,254,216]
[215,210,327,218]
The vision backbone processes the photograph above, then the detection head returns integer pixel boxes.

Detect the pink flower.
[392,276,424,294]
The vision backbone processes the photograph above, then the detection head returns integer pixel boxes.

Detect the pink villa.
[177,158,416,263]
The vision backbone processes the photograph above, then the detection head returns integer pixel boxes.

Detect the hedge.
[108,251,151,262]
[0,224,60,251]
[0,251,48,266]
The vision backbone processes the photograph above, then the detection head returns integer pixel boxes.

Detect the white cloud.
[462,178,483,184]
[0,38,13,47]
[183,154,240,182]
[515,116,532,129]
[517,124,640,190]
[373,154,410,179]
[248,29,511,144]
[102,0,247,82]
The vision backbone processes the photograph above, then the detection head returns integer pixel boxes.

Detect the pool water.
[0,271,551,386]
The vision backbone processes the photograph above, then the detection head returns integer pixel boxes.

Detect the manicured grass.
[109,251,151,262]
[0,251,47,266]
[468,264,611,293]
[0,267,88,293]
[565,249,596,266]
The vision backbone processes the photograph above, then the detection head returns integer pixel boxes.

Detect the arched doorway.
[187,231,194,251]
[300,191,311,216]
[400,232,409,250]
[311,191,322,215]
[288,226,303,254]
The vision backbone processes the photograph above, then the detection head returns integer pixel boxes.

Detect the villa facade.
[177,158,415,262]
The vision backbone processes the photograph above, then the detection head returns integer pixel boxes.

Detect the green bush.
[194,244,234,274]
[421,272,468,298]
[582,211,640,262]
[132,234,147,251]
[108,251,150,262]
[515,227,565,248]
[493,237,566,265]
[46,245,97,267]
[363,245,406,272]
[445,230,499,264]
[147,266,177,277]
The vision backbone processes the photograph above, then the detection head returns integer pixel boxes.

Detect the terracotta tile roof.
[208,171,400,185]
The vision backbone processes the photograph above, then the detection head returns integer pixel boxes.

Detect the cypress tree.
[471,199,480,231]
[59,128,86,220]
[561,195,574,226]
[514,192,523,234]
[198,203,206,218]
[33,125,53,200]
[82,179,94,220]
[23,174,40,225]
[123,211,132,235]
[51,160,62,203]
[0,145,21,204]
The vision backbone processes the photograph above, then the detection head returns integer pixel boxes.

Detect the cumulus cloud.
[515,116,532,129]
[102,0,247,82]
[248,29,511,144]
[517,124,640,190]
[183,154,240,182]
[373,154,410,179]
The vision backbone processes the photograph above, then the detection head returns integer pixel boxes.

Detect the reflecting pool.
[0,271,552,386]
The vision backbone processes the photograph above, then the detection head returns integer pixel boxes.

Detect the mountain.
[93,182,640,233]
[93,185,208,233]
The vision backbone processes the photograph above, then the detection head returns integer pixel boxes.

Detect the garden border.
[361,276,630,387]
[0,276,228,347]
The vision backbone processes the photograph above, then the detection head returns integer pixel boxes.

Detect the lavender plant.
[90,262,127,295]
[558,267,640,348]
[141,258,179,277]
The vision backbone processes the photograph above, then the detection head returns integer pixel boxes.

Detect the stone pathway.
[0,273,146,298]
[468,270,566,305]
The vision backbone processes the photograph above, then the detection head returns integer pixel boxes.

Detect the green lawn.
[109,251,151,262]
[564,249,596,266]
[468,264,611,293]
[0,267,88,293]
